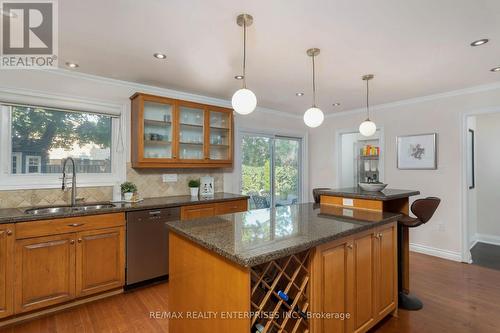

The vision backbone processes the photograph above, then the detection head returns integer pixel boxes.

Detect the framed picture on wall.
[397,133,437,170]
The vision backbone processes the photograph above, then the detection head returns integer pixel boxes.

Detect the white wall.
[309,84,500,260]
[476,113,500,242]
[0,69,308,195]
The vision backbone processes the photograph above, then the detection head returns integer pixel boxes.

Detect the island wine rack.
[250,249,312,333]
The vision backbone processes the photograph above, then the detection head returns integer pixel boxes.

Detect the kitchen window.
[0,98,125,189]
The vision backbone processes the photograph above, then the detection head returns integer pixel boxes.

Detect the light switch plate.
[342,198,354,207]
[162,174,178,182]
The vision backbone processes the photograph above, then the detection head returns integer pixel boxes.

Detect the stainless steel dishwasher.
[125,207,180,289]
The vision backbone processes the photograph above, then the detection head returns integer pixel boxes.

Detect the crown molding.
[40,68,302,119]
[326,80,500,119]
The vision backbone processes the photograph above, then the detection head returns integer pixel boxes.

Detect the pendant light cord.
[242,19,247,89]
[312,54,316,107]
[366,78,370,120]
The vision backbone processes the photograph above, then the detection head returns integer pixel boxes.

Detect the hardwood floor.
[2,252,500,333]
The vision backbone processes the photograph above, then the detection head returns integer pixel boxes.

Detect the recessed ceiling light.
[65,62,79,69]
[234,75,244,80]
[470,39,489,47]
[333,103,341,107]
[296,92,304,96]
[153,53,166,59]
[491,66,500,72]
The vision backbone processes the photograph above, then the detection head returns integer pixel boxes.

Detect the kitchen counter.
[0,192,249,224]
[167,203,401,267]
[317,187,420,201]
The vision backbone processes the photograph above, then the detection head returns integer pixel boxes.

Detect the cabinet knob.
[347,244,353,249]
[378,233,383,239]
[6,230,12,236]
[70,240,75,244]
[78,238,82,243]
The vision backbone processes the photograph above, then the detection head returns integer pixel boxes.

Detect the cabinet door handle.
[70,239,75,244]
[68,223,84,227]
[6,229,12,236]
[347,244,353,249]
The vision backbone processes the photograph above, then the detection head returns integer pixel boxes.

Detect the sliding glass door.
[240,133,302,209]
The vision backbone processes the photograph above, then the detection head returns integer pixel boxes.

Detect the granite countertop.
[318,187,420,201]
[167,203,401,267]
[0,192,249,224]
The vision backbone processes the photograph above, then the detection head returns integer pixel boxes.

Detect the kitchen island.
[317,188,420,295]
[167,203,402,333]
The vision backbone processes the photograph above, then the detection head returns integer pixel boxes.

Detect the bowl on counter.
[358,182,388,192]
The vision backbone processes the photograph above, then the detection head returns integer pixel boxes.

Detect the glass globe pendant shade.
[359,119,377,137]
[232,88,257,115]
[303,107,324,128]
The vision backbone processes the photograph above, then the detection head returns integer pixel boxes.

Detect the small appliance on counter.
[199,176,214,197]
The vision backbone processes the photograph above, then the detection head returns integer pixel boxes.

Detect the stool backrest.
[312,188,330,204]
[411,197,441,224]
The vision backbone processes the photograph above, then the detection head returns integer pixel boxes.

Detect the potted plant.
[188,179,200,197]
[120,181,138,201]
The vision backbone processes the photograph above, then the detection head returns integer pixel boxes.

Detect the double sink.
[25,203,116,216]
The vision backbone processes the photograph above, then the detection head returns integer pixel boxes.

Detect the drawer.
[181,203,215,220]
[15,213,125,239]
[320,195,383,211]
[215,199,248,215]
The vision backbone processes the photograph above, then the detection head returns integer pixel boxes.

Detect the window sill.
[0,174,120,191]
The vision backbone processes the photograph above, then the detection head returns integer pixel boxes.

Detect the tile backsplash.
[0,187,113,209]
[0,163,224,209]
[126,163,223,199]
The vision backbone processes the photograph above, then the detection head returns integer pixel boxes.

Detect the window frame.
[0,92,126,190]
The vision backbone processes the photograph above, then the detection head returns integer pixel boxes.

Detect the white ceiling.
[59,0,500,115]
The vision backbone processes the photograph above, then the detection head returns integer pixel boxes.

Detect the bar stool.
[398,197,441,310]
[312,188,331,204]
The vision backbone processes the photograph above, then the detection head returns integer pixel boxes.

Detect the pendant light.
[232,14,257,115]
[359,74,377,137]
[303,48,324,128]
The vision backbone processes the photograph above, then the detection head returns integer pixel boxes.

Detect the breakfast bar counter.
[167,203,402,333]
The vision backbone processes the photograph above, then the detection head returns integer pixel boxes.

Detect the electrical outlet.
[162,174,178,182]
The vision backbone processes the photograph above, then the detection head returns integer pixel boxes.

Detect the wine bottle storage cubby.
[250,250,312,333]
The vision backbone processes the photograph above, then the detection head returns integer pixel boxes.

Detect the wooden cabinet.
[311,222,397,333]
[374,223,397,318]
[76,227,125,297]
[0,224,14,319]
[311,237,353,333]
[131,93,234,168]
[14,233,76,313]
[180,199,248,220]
[13,214,126,314]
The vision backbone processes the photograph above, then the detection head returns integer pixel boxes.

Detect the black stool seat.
[397,197,441,311]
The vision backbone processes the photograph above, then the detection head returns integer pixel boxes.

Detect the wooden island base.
[169,221,397,333]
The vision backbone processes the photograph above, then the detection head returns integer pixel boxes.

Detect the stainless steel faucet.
[61,157,77,206]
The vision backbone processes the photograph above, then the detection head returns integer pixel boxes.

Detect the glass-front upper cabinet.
[178,103,204,161]
[208,108,232,161]
[131,93,234,168]
[142,101,174,159]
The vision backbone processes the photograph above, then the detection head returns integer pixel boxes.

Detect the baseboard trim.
[410,243,462,262]
[475,233,500,247]
[0,288,123,327]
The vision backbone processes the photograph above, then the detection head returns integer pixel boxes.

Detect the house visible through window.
[9,105,112,175]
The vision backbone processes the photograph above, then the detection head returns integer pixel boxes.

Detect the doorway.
[337,129,384,187]
[464,112,500,269]
[239,133,302,209]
